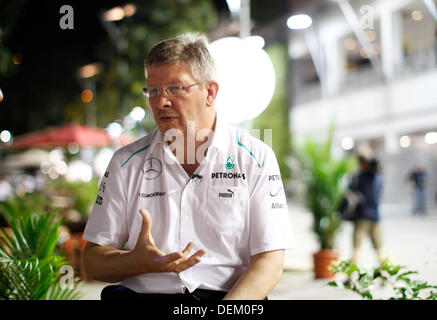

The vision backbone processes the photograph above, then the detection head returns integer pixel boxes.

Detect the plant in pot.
[294,127,356,278]
[0,207,82,299]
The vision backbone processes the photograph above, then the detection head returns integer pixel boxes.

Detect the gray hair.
[144,32,217,82]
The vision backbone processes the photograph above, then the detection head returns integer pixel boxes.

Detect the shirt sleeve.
[83,151,128,249]
[248,148,295,256]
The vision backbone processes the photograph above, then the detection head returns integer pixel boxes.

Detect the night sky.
[1,0,130,135]
[0,0,233,137]
[0,0,291,137]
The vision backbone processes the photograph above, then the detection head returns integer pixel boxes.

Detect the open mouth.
[159,116,177,122]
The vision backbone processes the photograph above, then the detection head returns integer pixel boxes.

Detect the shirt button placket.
[179,180,193,251]
[178,180,194,287]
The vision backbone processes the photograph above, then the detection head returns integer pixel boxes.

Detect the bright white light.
[81,167,93,182]
[93,148,114,177]
[243,36,265,49]
[107,122,123,139]
[55,161,68,175]
[340,137,355,150]
[210,37,276,124]
[424,132,437,144]
[1,130,11,143]
[0,88,3,102]
[49,149,63,163]
[287,14,312,30]
[130,106,146,122]
[400,135,411,148]
[66,160,93,182]
[226,0,241,15]
[102,6,125,21]
[49,149,63,164]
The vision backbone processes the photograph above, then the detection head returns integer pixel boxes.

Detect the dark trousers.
[101,285,228,301]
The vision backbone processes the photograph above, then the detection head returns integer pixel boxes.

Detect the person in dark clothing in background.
[408,162,427,215]
[351,156,384,266]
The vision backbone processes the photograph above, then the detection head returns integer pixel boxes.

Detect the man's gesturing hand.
[133,209,206,274]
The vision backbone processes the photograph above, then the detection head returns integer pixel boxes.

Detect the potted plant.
[329,258,437,300]
[0,208,82,299]
[294,127,356,278]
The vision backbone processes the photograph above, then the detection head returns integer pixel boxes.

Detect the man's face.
[146,62,210,136]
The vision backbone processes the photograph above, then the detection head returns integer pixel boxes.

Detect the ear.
[205,81,219,107]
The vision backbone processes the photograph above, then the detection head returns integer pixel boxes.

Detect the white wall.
[290,69,437,143]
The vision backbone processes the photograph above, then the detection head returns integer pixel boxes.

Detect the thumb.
[138,208,155,247]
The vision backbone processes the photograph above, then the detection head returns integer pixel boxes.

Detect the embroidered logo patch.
[225,156,235,170]
[142,158,162,180]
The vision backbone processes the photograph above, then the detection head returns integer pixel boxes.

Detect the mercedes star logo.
[142,158,162,180]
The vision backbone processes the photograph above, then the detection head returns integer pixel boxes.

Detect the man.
[351,156,384,266]
[82,33,294,300]
[408,162,427,215]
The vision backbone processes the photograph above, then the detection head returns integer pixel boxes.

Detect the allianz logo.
[218,189,235,198]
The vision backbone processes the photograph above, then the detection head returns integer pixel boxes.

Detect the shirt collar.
[148,111,230,156]
[209,111,230,156]
[149,127,165,154]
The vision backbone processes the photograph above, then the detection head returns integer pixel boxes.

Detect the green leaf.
[0,209,82,300]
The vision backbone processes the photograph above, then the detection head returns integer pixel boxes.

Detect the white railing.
[294,43,437,105]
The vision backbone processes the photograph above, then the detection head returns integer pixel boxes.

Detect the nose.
[154,92,172,110]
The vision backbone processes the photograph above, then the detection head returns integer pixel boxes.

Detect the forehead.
[146,62,195,86]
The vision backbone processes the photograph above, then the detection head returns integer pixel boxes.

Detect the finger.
[161,252,184,264]
[160,242,196,262]
[190,249,206,259]
[138,208,155,246]
[181,242,195,257]
[166,249,206,272]
[173,252,205,273]
[161,244,202,265]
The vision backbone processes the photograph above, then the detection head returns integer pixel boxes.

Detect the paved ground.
[78,201,437,300]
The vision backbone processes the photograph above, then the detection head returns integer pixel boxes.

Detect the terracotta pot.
[313,249,340,279]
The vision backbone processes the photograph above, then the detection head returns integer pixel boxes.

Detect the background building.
[288,0,437,213]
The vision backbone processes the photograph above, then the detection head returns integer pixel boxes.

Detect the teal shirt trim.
[121,129,158,168]
[236,130,262,168]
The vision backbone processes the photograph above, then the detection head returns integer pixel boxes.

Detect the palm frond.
[0,209,82,300]
[294,126,357,249]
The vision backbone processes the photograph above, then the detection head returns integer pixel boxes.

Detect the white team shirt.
[83,113,294,294]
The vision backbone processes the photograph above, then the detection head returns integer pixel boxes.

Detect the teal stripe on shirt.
[121,129,158,167]
[236,130,262,168]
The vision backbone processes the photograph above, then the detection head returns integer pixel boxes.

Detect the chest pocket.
[205,185,248,231]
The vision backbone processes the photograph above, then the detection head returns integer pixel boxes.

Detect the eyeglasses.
[143,83,201,99]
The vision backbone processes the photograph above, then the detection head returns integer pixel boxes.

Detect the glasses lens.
[168,86,183,96]
[144,88,161,98]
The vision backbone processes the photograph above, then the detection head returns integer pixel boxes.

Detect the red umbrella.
[10,124,133,149]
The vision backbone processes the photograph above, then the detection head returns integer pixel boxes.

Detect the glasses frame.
[143,82,202,99]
